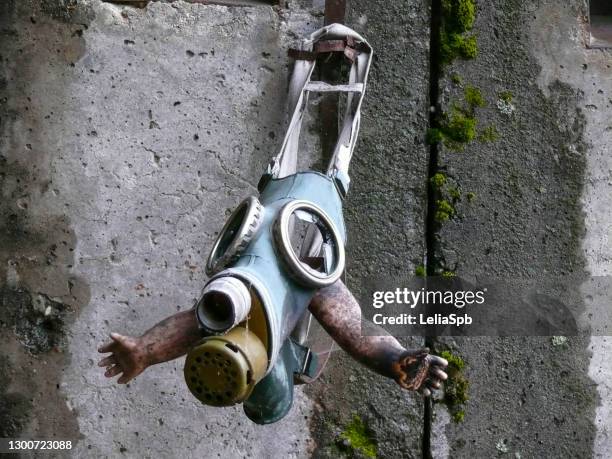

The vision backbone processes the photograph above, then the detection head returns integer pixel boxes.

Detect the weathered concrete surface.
[430,1,604,457]
[306,1,432,457]
[1,0,435,457]
[530,4,612,457]
[0,0,325,457]
[11,0,608,458]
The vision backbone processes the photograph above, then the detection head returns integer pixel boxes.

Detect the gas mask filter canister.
[184,326,267,406]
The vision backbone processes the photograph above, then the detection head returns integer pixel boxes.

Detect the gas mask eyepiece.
[206,196,264,276]
[273,200,345,288]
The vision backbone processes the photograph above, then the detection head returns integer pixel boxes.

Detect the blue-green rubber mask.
[184,23,373,425]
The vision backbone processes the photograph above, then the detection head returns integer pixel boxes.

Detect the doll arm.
[97,309,203,384]
[308,281,448,395]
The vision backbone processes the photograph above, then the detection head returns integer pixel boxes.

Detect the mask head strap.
[259,24,373,198]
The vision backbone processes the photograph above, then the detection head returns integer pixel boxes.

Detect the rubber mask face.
[185,172,346,407]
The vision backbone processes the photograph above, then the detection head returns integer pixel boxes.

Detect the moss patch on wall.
[478,125,499,142]
[440,0,478,64]
[430,172,448,189]
[464,85,485,109]
[427,84,499,151]
[337,415,378,458]
[438,350,469,423]
[435,199,455,222]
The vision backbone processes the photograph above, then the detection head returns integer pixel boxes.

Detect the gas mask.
[184,23,372,425]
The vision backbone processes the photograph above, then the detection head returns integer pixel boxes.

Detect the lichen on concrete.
[439,0,478,64]
[337,415,378,458]
[437,350,469,423]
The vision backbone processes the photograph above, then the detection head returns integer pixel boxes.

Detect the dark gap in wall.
[589,0,612,48]
[590,0,612,15]
[423,0,443,457]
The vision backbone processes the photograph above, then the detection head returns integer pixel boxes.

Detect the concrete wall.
[0,1,321,457]
[1,0,611,458]
[430,1,611,458]
[532,3,612,457]
[0,0,430,457]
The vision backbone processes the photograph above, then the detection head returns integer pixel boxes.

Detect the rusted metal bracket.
[103,0,149,7]
[102,0,277,7]
[288,37,362,63]
[324,0,346,26]
[319,0,347,164]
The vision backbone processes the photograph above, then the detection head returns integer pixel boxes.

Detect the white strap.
[270,24,373,183]
[305,82,364,93]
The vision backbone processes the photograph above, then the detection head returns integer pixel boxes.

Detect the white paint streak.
[531,4,612,457]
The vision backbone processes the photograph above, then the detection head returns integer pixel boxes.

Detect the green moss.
[442,0,476,32]
[442,270,456,278]
[445,111,477,143]
[464,86,485,109]
[440,350,465,370]
[466,191,476,202]
[439,0,478,64]
[435,200,455,223]
[446,374,469,405]
[498,90,514,103]
[430,172,447,189]
[437,200,454,215]
[456,34,478,59]
[435,210,450,222]
[438,350,469,422]
[415,265,427,277]
[450,73,463,85]
[441,32,479,63]
[448,187,461,200]
[339,416,377,458]
[426,128,444,145]
[452,410,465,423]
[478,125,499,142]
[429,93,483,149]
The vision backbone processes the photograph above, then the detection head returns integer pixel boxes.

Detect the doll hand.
[97,333,148,384]
[391,348,448,397]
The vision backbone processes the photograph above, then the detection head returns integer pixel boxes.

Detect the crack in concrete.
[209,150,258,191]
[423,0,443,457]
